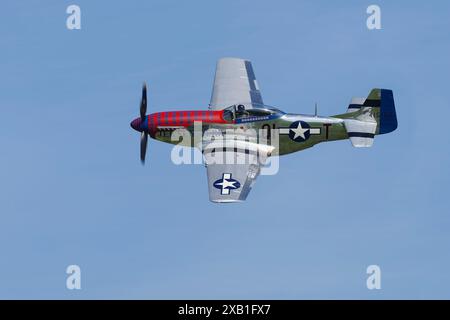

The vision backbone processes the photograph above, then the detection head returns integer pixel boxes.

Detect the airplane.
[130,57,397,203]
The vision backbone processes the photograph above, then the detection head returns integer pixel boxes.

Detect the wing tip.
[218,57,250,64]
[209,198,245,204]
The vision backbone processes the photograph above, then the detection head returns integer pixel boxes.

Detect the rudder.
[363,88,398,134]
[378,89,397,134]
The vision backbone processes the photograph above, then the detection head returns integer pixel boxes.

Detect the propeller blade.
[140,132,148,164]
[140,82,147,120]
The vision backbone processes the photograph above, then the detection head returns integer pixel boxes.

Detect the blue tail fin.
[377,89,398,134]
[363,88,398,134]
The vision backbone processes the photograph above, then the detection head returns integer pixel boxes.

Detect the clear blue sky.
[1,0,449,299]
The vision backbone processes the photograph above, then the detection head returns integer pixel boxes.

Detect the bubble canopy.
[221,103,284,122]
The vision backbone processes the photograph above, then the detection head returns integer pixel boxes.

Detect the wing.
[206,155,261,203]
[209,57,264,110]
[203,140,274,203]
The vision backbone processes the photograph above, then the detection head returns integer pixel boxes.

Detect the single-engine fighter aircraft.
[130,58,397,203]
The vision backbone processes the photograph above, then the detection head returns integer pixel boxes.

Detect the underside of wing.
[209,57,264,110]
[203,141,270,202]
[206,158,261,203]
[203,140,274,203]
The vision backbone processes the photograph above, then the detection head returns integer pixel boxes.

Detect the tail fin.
[372,88,398,134]
[335,88,398,147]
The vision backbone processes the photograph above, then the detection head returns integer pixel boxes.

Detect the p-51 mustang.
[130,58,397,203]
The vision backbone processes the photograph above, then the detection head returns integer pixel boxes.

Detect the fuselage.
[130,107,349,156]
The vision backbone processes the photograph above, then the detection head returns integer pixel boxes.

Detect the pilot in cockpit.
[222,104,252,122]
[235,104,249,118]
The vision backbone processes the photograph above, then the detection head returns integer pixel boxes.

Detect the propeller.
[140,131,148,164]
[140,82,147,120]
[140,83,148,164]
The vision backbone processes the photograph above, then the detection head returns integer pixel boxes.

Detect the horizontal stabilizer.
[347,97,365,113]
[344,119,377,147]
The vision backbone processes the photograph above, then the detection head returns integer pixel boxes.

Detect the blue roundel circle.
[288,120,311,142]
[213,174,241,195]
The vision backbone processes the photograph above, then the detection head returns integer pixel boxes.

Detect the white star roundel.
[213,173,241,195]
[278,120,321,142]
[288,121,311,142]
